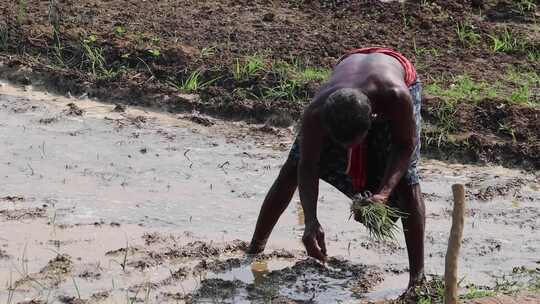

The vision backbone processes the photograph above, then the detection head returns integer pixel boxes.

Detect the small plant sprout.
[456,22,480,47]
[516,0,537,14]
[114,25,126,36]
[201,46,216,57]
[17,0,28,24]
[147,49,160,57]
[72,276,82,299]
[0,25,8,51]
[489,27,524,54]
[233,55,266,81]
[170,70,219,93]
[81,35,118,80]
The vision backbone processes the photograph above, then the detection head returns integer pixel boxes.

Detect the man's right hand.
[302,221,327,262]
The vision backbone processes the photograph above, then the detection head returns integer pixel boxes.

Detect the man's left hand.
[365,193,389,205]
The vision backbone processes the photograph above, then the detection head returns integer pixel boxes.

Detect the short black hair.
[321,88,372,143]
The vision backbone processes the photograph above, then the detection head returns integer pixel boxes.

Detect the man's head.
[321,88,372,147]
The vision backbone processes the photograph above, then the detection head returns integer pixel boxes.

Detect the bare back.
[308,53,411,121]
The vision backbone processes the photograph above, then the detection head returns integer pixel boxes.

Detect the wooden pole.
[445,184,466,304]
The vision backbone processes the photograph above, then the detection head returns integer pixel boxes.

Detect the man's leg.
[396,180,426,288]
[247,159,298,253]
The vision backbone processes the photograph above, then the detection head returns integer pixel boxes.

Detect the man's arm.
[298,109,327,261]
[375,87,417,200]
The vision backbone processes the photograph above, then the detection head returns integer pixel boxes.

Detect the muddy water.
[1,81,538,303]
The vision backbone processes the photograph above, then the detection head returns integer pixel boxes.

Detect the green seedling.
[295,67,330,82]
[456,22,480,47]
[114,26,126,36]
[17,0,27,24]
[489,27,523,53]
[350,198,407,241]
[462,285,496,299]
[171,70,219,93]
[0,26,8,51]
[413,38,440,57]
[147,49,160,57]
[72,276,81,299]
[81,35,119,80]
[233,55,266,81]
[510,84,532,104]
[516,0,537,14]
[201,46,216,57]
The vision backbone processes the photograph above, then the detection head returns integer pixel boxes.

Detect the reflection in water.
[251,260,269,286]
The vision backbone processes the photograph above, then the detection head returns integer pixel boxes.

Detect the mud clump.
[112,104,127,112]
[180,113,215,126]
[471,178,525,201]
[90,291,110,301]
[142,232,173,245]
[39,117,59,124]
[161,291,193,302]
[259,249,297,259]
[15,254,75,288]
[194,258,242,273]
[249,257,383,298]
[359,239,405,254]
[0,207,47,220]
[109,115,151,129]
[41,254,73,277]
[78,269,102,281]
[105,246,140,256]
[170,266,190,279]
[475,239,502,257]
[0,248,9,259]
[0,195,24,202]
[128,258,161,270]
[57,295,88,304]
[63,103,84,116]
[162,240,248,260]
[195,278,246,301]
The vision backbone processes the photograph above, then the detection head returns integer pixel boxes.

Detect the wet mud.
[1,82,539,303]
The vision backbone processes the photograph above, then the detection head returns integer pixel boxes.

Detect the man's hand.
[363,193,389,205]
[302,221,327,262]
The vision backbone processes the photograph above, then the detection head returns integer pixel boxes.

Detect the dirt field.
[1,82,539,303]
[1,0,539,303]
[0,0,539,169]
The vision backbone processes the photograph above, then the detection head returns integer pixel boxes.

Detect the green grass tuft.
[233,55,266,81]
[17,0,27,24]
[456,22,480,47]
[516,0,537,14]
[261,60,330,101]
[171,70,219,93]
[81,35,119,80]
[0,26,8,51]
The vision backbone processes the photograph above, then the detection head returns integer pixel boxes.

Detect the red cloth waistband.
[337,47,417,87]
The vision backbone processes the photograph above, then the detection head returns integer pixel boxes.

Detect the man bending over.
[247,47,425,291]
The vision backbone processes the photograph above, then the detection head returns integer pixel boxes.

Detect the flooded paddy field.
[1,82,538,303]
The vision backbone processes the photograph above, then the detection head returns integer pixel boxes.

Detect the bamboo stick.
[445,184,466,304]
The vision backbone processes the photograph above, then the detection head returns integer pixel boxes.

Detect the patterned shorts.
[288,82,422,201]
